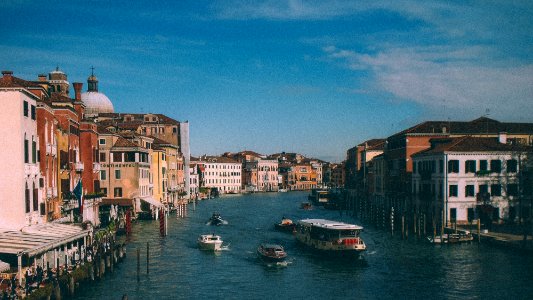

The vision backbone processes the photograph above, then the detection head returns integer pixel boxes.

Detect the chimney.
[73,82,83,101]
[2,70,13,80]
[38,74,47,82]
[498,132,507,144]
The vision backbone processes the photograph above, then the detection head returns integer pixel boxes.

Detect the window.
[439,160,443,173]
[465,160,476,173]
[101,188,107,196]
[479,160,488,171]
[115,170,121,179]
[448,160,459,173]
[125,152,135,162]
[450,208,457,221]
[100,170,107,180]
[467,208,475,222]
[23,101,28,117]
[32,140,37,163]
[479,184,489,195]
[100,152,106,162]
[490,160,501,173]
[507,159,517,173]
[449,185,458,197]
[114,187,123,197]
[113,152,122,162]
[507,184,518,197]
[24,138,29,163]
[99,138,106,145]
[465,185,475,197]
[491,184,502,196]
[25,183,30,213]
[33,183,38,211]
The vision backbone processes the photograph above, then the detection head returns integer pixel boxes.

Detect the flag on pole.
[73,179,83,214]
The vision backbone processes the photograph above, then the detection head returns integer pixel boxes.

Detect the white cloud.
[324,45,533,119]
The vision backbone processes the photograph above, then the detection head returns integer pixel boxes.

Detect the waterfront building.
[287,163,317,191]
[96,113,190,199]
[384,117,533,201]
[0,71,45,229]
[329,162,346,188]
[36,98,60,221]
[189,162,200,198]
[152,137,181,206]
[370,154,386,197]
[244,159,279,192]
[345,139,386,191]
[97,129,157,212]
[199,156,242,194]
[412,136,531,225]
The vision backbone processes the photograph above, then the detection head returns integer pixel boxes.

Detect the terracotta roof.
[198,156,240,164]
[113,137,138,148]
[49,93,73,103]
[391,117,533,138]
[358,139,386,150]
[0,72,42,89]
[413,136,532,156]
[97,113,181,125]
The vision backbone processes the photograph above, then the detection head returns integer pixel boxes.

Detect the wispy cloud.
[324,44,533,119]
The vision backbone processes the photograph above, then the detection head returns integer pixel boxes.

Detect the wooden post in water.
[147,242,150,274]
[137,248,140,282]
[477,219,481,243]
[401,215,405,240]
[390,207,394,236]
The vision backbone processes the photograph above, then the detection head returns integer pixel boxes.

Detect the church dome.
[80,71,114,116]
[81,91,114,115]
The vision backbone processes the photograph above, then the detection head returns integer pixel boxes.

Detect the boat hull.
[295,234,366,255]
[198,241,223,251]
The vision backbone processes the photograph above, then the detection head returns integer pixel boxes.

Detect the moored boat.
[274,217,296,232]
[300,202,313,210]
[257,243,287,262]
[295,219,366,255]
[198,234,223,251]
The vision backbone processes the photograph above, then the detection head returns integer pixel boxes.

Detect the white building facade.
[0,82,44,229]
[412,137,529,225]
[201,156,242,194]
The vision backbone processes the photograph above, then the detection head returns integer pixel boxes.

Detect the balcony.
[24,164,39,176]
[46,143,57,156]
[93,162,101,172]
[53,189,58,197]
[74,162,84,172]
[168,185,179,192]
[46,189,52,198]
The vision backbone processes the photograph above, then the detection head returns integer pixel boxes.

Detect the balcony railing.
[74,162,84,172]
[24,164,39,176]
[46,190,52,198]
[93,162,101,172]
[46,143,57,156]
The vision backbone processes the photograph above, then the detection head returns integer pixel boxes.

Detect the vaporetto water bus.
[295,219,366,254]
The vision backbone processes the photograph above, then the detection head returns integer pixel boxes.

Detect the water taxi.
[257,243,287,262]
[198,234,224,251]
[295,219,366,254]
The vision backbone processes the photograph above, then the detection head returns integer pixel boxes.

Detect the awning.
[0,260,9,272]
[0,223,89,257]
[139,197,164,208]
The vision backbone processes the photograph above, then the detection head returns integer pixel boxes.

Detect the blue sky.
[1,1,532,162]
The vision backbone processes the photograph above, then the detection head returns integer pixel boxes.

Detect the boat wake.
[219,244,231,251]
[265,260,292,268]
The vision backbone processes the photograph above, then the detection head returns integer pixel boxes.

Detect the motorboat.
[257,243,287,262]
[428,231,473,244]
[274,217,296,232]
[198,234,223,251]
[300,202,312,210]
[206,212,228,226]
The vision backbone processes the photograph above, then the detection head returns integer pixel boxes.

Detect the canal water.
[76,192,533,300]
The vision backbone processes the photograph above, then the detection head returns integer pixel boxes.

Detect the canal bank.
[73,191,533,300]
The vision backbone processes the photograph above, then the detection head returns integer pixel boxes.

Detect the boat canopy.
[297,219,363,231]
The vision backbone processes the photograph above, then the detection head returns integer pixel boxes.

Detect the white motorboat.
[198,234,223,251]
